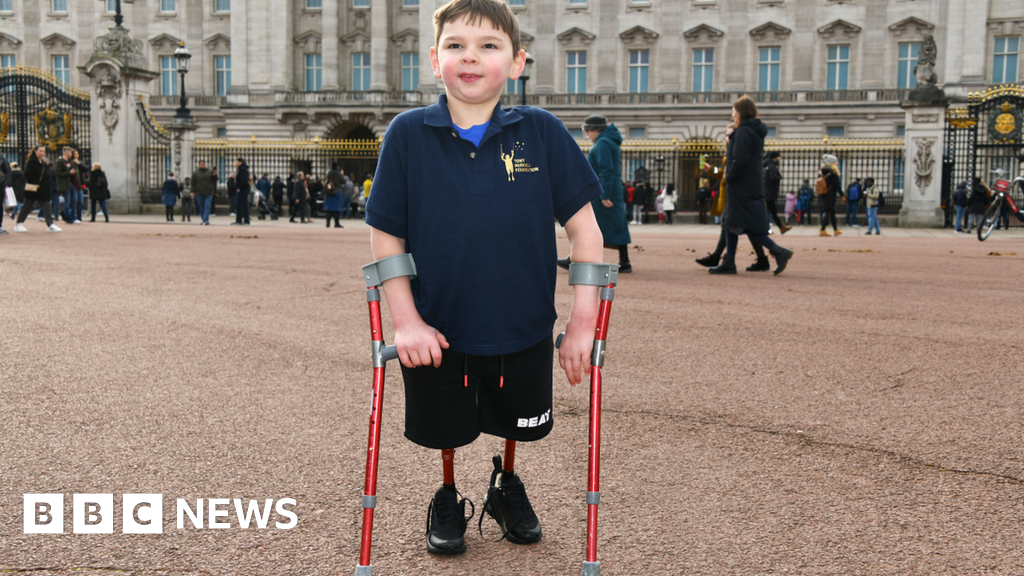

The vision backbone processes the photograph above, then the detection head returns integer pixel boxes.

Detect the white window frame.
[566,50,586,94]
[352,52,370,91]
[993,36,1019,84]
[52,55,70,85]
[628,49,649,93]
[160,55,178,96]
[758,47,780,92]
[826,44,849,90]
[160,0,176,12]
[214,0,230,13]
[693,48,714,93]
[0,0,13,12]
[215,55,231,96]
[897,42,919,90]
[305,53,322,92]
[401,52,419,91]
[52,0,68,13]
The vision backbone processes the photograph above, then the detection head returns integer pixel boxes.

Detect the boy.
[365,0,605,557]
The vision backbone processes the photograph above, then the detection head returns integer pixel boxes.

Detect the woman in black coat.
[89,163,111,222]
[710,96,792,275]
[965,177,990,233]
[14,145,59,232]
[818,156,843,236]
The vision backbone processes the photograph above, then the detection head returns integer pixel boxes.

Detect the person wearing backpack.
[797,179,813,225]
[818,155,843,236]
[953,180,969,233]
[863,177,881,235]
[845,177,861,227]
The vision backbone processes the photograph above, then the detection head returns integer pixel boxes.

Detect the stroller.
[257,196,279,220]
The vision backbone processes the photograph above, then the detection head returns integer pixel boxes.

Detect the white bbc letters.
[23,494,64,534]
[123,494,163,534]
[73,494,114,534]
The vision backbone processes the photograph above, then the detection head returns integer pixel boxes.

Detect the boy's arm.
[369,227,449,368]
[558,202,603,387]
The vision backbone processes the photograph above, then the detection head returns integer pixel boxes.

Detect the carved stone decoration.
[913,137,936,195]
[173,136,183,175]
[914,34,938,88]
[92,26,147,70]
[97,69,122,143]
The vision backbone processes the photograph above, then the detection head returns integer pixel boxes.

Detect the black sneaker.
[426,485,474,555]
[480,455,542,544]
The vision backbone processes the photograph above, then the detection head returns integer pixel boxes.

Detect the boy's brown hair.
[433,0,522,56]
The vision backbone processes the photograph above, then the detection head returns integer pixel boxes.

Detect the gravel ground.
[1,216,1022,576]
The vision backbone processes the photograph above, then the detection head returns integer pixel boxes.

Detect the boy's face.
[431,15,524,110]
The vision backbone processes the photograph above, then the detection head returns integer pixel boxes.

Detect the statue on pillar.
[907,34,945,104]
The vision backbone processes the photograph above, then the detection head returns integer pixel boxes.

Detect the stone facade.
[1,0,1022,140]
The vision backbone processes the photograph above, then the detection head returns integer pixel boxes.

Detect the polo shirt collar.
[423,94,523,133]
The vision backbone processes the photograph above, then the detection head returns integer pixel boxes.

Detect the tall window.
[215,56,231,96]
[505,78,520,95]
[628,50,649,93]
[161,0,176,11]
[758,47,780,91]
[629,127,646,139]
[692,48,713,92]
[354,0,369,6]
[401,52,419,91]
[993,37,1019,84]
[897,42,919,89]
[107,0,117,12]
[52,0,67,12]
[305,53,322,91]
[827,45,849,90]
[826,126,845,138]
[160,55,178,96]
[0,0,12,11]
[214,0,229,12]
[352,52,370,91]
[52,55,70,85]
[306,0,322,7]
[0,54,14,68]
[567,51,586,94]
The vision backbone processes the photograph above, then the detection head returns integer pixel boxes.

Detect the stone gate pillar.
[80,26,158,214]
[899,34,950,228]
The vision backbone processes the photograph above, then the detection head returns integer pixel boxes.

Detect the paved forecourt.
[1,215,1021,575]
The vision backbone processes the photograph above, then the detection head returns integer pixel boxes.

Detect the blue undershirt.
[454,121,490,147]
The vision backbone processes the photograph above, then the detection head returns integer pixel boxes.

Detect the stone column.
[369,0,389,91]
[228,0,249,103]
[321,0,340,90]
[80,26,158,214]
[898,105,947,227]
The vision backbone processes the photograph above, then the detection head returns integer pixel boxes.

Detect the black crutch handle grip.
[555,332,565,349]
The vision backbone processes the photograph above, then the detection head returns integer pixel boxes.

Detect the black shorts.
[401,336,554,450]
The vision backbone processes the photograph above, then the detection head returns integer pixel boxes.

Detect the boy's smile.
[431,14,525,122]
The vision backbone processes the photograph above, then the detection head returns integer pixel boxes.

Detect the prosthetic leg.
[355,254,417,576]
[557,262,619,576]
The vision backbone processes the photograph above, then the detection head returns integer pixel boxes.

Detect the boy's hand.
[558,316,595,387]
[394,318,449,369]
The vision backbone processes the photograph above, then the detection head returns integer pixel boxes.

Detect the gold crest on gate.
[34,108,73,150]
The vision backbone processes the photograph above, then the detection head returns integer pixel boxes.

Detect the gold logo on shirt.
[501,141,539,182]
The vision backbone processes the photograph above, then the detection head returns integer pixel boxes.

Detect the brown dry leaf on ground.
[986,251,1017,256]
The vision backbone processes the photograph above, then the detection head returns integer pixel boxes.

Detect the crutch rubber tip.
[581,561,600,576]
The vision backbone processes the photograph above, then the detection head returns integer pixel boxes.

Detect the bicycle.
[978,174,1024,241]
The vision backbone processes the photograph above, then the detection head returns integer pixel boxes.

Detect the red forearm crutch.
[557,262,619,576]
[355,254,417,576]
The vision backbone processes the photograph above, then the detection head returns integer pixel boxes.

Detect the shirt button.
[470,152,476,159]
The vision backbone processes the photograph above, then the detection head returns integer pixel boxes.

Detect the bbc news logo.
[24,494,297,534]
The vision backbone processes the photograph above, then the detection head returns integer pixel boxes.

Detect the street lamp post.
[519,52,534,106]
[173,41,193,123]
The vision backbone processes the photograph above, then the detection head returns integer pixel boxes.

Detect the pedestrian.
[233,158,251,226]
[708,95,793,275]
[953,180,969,233]
[191,159,218,225]
[286,173,296,218]
[654,187,665,222]
[863,177,881,235]
[845,177,861,227]
[784,189,797,225]
[660,183,678,224]
[308,176,323,218]
[797,179,813,225]
[6,161,26,232]
[364,0,606,557]
[323,163,345,228]
[558,113,632,272]
[966,177,990,233]
[178,177,191,222]
[633,180,648,225]
[88,163,110,222]
[256,173,272,206]
[624,181,634,225]
[343,172,357,219]
[291,171,309,223]
[70,149,84,224]
[271,175,285,210]
[818,156,843,236]
[226,172,237,217]
[54,146,75,223]
[763,150,790,233]
[696,177,711,224]
[362,173,373,204]
[161,171,179,221]
[14,145,61,233]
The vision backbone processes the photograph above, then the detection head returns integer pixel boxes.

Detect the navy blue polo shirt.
[366,95,602,356]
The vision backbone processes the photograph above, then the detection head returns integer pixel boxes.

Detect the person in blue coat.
[161,172,180,222]
[558,114,632,272]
